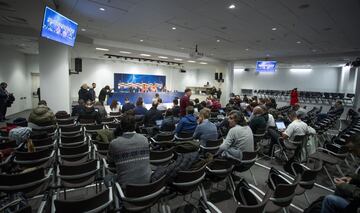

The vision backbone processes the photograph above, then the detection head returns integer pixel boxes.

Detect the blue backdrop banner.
[114,73,166,93]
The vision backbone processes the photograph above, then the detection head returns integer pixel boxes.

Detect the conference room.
[0,0,360,212]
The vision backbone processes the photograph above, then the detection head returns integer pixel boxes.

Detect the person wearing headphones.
[216,110,254,160]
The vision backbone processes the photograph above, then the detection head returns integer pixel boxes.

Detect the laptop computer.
[275,121,286,131]
[155,120,163,126]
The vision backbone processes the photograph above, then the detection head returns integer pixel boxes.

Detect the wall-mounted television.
[41,6,78,47]
[256,61,277,72]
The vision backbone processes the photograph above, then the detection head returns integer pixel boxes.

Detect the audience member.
[267,110,316,155]
[110,99,120,112]
[175,106,197,134]
[216,110,254,160]
[160,109,179,132]
[193,108,218,146]
[144,102,163,127]
[94,101,107,118]
[194,98,201,111]
[217,88,222,100]
[89,83,96,101]
[318,101,344,121]
[293,103,307,120]
[99,85,112,105]
[72,99,85,116]
[28,100,56,127]
[290,88,299,106]
[180,88,192,116]
[211,98,221,111]
[152,93,160,104]
[172,98,180,117]
[78,100,101,124]
[78,83,91,101]
[121,97,135,113]
[249,106,267,134]
[321,135,360,213]
[157,98,167,111]
[108,114,151,187]
[134,97,148,116]
[243,95,249,103]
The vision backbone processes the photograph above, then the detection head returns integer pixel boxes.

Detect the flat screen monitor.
[275,121,286,130]
[41,6,78,47]
[256,61,277,73]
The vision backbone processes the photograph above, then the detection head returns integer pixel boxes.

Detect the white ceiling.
[0,0,359,65]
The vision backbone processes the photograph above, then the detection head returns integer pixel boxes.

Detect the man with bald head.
[249,106,268,134]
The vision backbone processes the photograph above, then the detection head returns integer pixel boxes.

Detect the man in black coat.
[78,84,91,101]
[0,82,9,121]
[98,85,112,105]
[121,97,135,113]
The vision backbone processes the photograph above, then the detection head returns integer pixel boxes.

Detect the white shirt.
[267,114,276,128]
[157,103,167,111]
[284,119,316,140]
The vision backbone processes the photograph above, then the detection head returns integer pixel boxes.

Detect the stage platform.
[107,92,184,105]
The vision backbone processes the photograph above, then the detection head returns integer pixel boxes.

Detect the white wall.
[232,67,341,94]
[26,54,39,74]
[69,58,221,102]
[0,45,32,116]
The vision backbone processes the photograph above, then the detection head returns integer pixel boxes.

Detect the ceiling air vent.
[0,1,16,12]
[1,16,27,24]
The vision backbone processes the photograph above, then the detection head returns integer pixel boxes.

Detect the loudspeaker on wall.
[75,58,82,72]
[215,72,219,80]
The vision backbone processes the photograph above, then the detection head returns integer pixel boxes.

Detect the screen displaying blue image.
[41,6,78,47]
[114,73,166,93]
[256,61,277,72]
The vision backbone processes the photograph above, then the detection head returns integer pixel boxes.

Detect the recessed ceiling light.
[187,60,196,63]
[296,41,302,44]
[312,49,317,52]
[245,48,249,51]
[119,51,131,54]
[140,39,144,42]
[271,27,277,31]
[228,4,236,9]
[180,47,185,50]
[174,58,183,61]
[95,47,109,51]
[81,28,86,31]
[210,53,214,56]
[158,56,168,59]
[172,27,176,30]
[200,62,208,65]
[99,7,105,11]
[216,39,220,42]
[140,53,151,57]
[266,54,270,57]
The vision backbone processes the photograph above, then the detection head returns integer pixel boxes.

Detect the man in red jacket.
[180,88,192,116]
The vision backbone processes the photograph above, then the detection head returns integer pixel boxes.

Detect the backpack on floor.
[303,196,325,213]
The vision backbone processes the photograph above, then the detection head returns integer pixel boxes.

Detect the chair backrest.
[60,125,82,135]
[125,175,167,198]
[32,137,55,149]
[59,159,97,177]
[235,189,271,213]
[101,117,115,124]
[59,143,89,156]
[176,132,193,141]
[15,148,53,161]
[271,178,299,207]
[85,124,104,131]
[79,119,96,125]
[150,147,174,164]
[154,132,175,142]
[206,159,234,181]
[172,164,206,193]
[32,125,57,136]
[106,123,120,130]
[54,188,111,213]
[231,152,257,172]
[57,118,74,126]
[109,112,121,117]
[204,138,223,148]
[61,134,85,146]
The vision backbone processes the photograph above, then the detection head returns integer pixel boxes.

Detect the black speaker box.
[219,72,223,80]
[180,69,186,73]
[215,72,219,80]
[75,58,82,72]
[244,68,250,72]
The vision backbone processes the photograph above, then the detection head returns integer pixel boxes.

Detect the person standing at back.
[78,83,91,102]
[0,82,9,121]
[107,114,151,187]
[180,88,192,116]
[99,85,112,105]
[290,88,299,106]
[89,83,96,101]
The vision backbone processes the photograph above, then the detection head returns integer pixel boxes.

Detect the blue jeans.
[321,195,349,213]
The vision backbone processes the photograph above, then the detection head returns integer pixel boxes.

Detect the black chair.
[229,152,258,185]
[53,187,113,213]
[282,135,307,161]
[109,112,122,119]
[58,143,91,165]
[60,134,86,147]
[0,167,52,197]
[101,117,115,124]
[150,147,174,165]
[235,185,271,213]
[57,159,100,199]
[13,147,55,168]
[200,138,223,154]
[84,124,104,135]
[175,132,193,141]
[206,159,235,198]
[32,125,57,137]
[106,123,120,130]
[93,141,110,159]
[115,175,167,212]
[79,119,96,126]
[57,118,75,127]
[31,137,56,150]
[60,125,82,136]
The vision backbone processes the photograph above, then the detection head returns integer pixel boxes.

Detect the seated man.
[160,109,179,132]
[267,110,316,155]
[193,108,218,146]
[172,98,180,117]
[144,102,163,127]
[78,100,102,124]
[121,97,135,113]
[293,103,307,120]
[107,114,151,187]
[318,100,344,121]
[216,110,254,160]
[28,100,56,127]
[175,106,197,135]
[249,106,267,134]
[157,98,167,111]
[321,135,360,213]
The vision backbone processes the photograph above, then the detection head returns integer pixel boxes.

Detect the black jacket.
[78,107,101,124]
[122,102,135,113]
[98,88,111,102]
[78,88,91,101]
[144,107,163,127]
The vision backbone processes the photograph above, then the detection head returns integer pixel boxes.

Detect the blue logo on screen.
[41,6,78,47]
[256,61,277,72]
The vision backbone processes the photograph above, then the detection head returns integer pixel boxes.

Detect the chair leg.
[323,166,336,188]
[249,168,258,186]
[335,164,345,177]
[344,158,352,169]
[304,191,311,205]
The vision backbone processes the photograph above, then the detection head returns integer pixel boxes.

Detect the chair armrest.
[115,182,125,199]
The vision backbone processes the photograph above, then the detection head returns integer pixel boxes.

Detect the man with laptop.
[267,110,316,156]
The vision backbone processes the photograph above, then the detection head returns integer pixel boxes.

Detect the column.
[39,38,70,113]
[353,68,360,110]
[223,62,234,103]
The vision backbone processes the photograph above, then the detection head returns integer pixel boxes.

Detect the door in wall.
[31,73,40,108]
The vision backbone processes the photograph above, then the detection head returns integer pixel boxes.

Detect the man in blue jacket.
[176,106,197,134]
